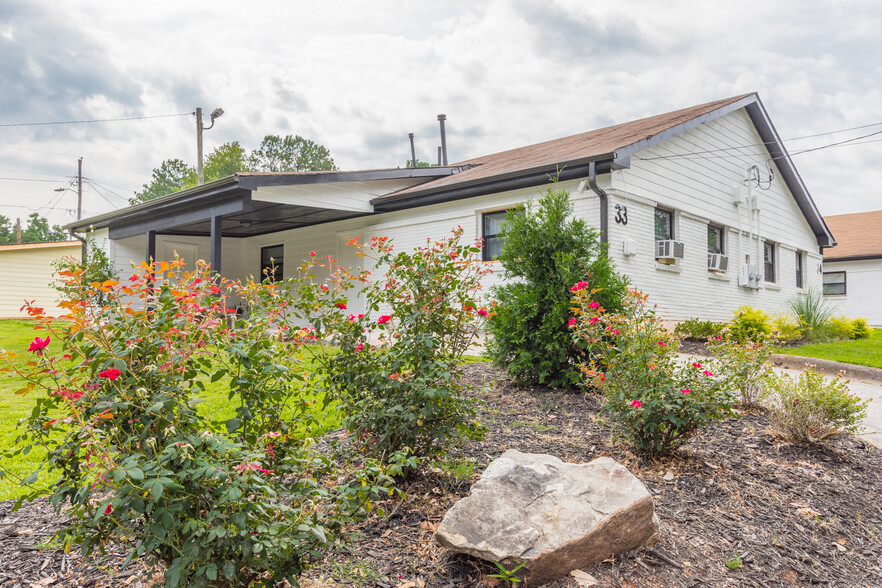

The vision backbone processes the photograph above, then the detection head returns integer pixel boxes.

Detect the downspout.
[69,228,87,260]
[587,160,609,250]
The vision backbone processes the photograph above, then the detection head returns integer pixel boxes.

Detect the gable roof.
[823,210,882,261]
[378,94,752,202]
[374,93,834,248]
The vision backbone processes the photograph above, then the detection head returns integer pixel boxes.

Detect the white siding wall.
[823,259,882,327]
[0,243,81,318]
[603,108,822,322]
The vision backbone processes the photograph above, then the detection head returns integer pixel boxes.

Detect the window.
[763,241,776,283]
[481,209,520,261]
[823,271,846,295]
[260,244,284,282]
[795,251,804,289]
[654,208,673,241]
[707,225,724,254]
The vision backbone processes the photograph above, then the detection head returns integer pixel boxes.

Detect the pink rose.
[630,399,643,408]
[377,315,392,324]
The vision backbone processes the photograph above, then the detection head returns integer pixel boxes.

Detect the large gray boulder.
[436,450,659,586]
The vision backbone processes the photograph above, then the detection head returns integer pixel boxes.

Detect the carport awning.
[65,167,463,240]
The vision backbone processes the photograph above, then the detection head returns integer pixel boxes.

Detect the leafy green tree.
[130,158,195,205]
[0,215,16,244]
[486,181,629,388]
[20,213,67,243]
[405,158,432,168]
[0,214,66,244]
[204,141,251,180]
[132,136,337,205]
[249,135,337,172]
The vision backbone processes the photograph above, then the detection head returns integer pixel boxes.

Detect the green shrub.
[674,318,724,341]
[707,336,774,407]
[828,316,856,340]
[790,288,834,342]
[729,306,772,342]
[5,260,392,587]
[487,181,629,388]
[771,314,802,343]
[765,366,868,443]
[851,318,872,339]
[573,290,738,456]
[291,228,488,460]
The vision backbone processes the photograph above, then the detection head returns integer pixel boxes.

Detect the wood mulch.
[3,362,882,587]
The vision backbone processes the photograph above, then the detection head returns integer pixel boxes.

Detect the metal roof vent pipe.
[408,133,417,168]
[437,114,448,165]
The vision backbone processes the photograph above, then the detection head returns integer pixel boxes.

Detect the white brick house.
[68,93,834,324]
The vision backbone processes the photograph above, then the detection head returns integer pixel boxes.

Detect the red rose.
[99,367,122,380]
[28,336,50,354]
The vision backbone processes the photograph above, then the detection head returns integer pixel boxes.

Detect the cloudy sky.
[1,0,880,230]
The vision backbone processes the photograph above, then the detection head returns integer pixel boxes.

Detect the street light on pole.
[196,107,224,185]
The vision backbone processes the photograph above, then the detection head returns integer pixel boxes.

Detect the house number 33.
[614,204,628,225]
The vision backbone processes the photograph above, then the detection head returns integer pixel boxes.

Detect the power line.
[635,127,882,163]
[0,112,193,128]
[0,176,68,183]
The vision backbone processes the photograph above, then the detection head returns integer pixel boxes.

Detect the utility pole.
[77,157,83,221]
[196,107,204,185]
[15,218,21,244]
[196,107,224,185]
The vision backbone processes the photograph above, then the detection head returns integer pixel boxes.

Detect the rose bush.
[289,227,490,461]
[572,289,738,456]
[4,260,394,587]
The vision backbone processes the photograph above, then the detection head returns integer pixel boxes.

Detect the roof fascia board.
[253,186,374,212]
[374,159,615,212]
[109,193,252,240]
[65,178,242,232]
[237,167,462,190]
[373,153,616,210]
[743,98,836,248]
[823,254,882,263]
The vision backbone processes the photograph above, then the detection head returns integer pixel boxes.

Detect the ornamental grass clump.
[572,289,738,456]
[2,260,396,588]
[765,366,868,443]
[289,227,490,461]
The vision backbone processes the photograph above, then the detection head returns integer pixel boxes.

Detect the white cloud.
[1,0,880,229]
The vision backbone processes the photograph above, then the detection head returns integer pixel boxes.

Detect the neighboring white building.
[822,210,882,327]
[0,241,81,318]
[68,93,834,323]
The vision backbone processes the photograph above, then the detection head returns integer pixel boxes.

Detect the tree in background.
[0,213,67,244]
[405,158,432,168]
[249,135,336,172]
[486,181,629,388]
[130,159,195,205]
[131,135,337,205]
[204,141,251,180]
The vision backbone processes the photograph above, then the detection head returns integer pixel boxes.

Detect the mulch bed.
[3,362,882,587]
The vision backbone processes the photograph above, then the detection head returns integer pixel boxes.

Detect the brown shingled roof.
[379,93,754,199]
[824,210,882,260]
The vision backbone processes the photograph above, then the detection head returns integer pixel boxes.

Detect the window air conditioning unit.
[707,253,729,272]
[655,240,684,264]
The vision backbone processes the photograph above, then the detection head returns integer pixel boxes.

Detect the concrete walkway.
[677,353,882,448]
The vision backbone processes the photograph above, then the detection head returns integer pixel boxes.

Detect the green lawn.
[782,328,882,369]
[0,320,340,501]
